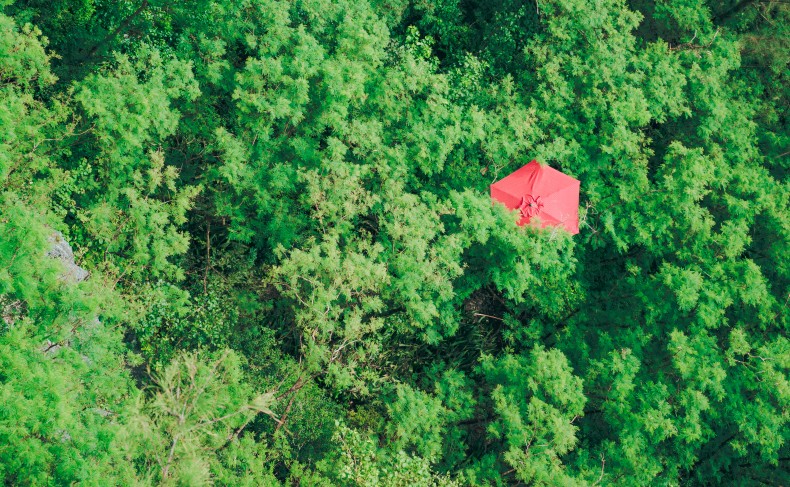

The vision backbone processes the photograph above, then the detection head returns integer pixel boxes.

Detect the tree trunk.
[88,0,150,58]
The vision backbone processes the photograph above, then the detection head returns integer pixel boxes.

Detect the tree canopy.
[1,0,788,484]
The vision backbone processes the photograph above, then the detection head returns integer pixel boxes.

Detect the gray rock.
[40,233,103,358]
[89,407,114,417]
[46,232,89,283]
[1,297,23,327]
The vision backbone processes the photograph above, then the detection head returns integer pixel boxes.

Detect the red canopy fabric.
[490,160,580,234]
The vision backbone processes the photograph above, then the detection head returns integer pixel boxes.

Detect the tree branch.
[714,0,758,23]
[88,0,150,58]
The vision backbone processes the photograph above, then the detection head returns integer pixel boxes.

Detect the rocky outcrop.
[46,232,89,283]
[39,232,97,356]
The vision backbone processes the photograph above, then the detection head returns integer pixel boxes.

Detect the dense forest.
[1,0,788,484]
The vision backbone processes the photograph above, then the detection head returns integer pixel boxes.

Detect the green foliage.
[135,284,237,365]
[71,46,200,284]
[478,347,586,484]
[128,350,279,485]
[0,320,138,485]
[1,0,789,484]
[316,422,461,486]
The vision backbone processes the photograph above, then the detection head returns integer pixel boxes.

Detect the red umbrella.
[490,160,580,234]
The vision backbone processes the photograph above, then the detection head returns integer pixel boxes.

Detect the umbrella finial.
[519,194,543,218]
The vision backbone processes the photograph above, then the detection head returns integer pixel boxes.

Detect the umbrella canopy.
[490,160,580,234]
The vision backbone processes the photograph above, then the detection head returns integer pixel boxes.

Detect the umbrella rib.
[538,207,572,224]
